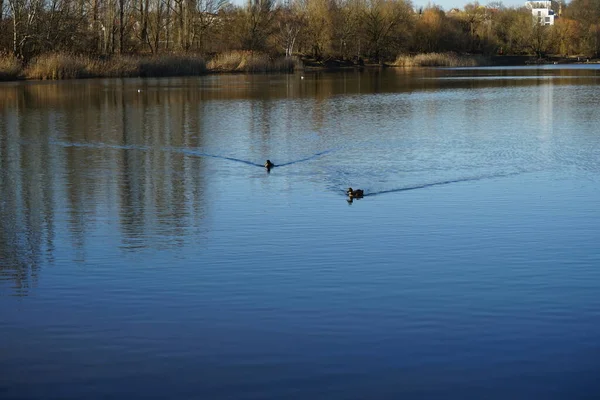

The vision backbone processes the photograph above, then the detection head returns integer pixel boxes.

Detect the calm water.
[1,66,600,399]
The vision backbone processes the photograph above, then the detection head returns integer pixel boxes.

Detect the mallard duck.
[347,187,364,198]
[265,160,274,169]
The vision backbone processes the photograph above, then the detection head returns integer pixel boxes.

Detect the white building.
[525,1,555,25]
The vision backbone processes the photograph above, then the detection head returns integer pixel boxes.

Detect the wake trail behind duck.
[43,141,262,167]
[361,169,535,197]
[44,140,335,169]
[171,147,336,168]
[168,147,264,167]
[270,149,337,167]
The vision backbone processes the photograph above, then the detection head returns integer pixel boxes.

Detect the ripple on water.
[1,69,600,399]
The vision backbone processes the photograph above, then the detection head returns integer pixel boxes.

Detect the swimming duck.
[347,187,364,198]
[265,160,274,170]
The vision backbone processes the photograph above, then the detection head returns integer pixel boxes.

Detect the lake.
[1,66,600,399]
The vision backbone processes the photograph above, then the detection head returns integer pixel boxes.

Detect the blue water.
[1,67,600,399]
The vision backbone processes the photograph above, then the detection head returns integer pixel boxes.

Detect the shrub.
[207,51,297,72]
[23,53,207,79]
[26,53,91,80]
[394,52,487,67]
[0,53,23,81]
[139,55,206,77]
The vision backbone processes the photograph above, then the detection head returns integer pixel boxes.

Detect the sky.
[230,0,529,12]
[412,0,526,10]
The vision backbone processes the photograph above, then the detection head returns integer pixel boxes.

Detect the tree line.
[1,0,599,62]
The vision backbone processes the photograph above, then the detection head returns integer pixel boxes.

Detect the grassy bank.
[0,51,300,81]
[0,54,22,81]
[0,51,500,81]
[207,51,299,73]
[394,52,488,67]
[24,53,208,80]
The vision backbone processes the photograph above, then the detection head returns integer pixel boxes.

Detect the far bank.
[1,52,598,82]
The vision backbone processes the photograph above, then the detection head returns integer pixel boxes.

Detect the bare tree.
[362,0,412,62]
[237,0,277,52]
[566,0,600,56]
[460,2,488,52]
[304,0,331,58]
[331,0,361,58]
[275,0,305,56]
[172,0,189,50]
[7,0,43,56]
[118,0,129,53]
[164,0,172,50]
[191,0,227,51]
[138,0,151,50]
[146,0,167,52]
[88,0,104,53]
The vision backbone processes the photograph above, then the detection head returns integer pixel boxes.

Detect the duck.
[265,160,274,170]
[347,187,364,198]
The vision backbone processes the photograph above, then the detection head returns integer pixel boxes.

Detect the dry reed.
[24,53,206,80]
[394,52,487,67]
[0,53,23,80]
[26,53,92,79]
[7,51,297,81]
[138,55,206,76]
[207,51,297,72]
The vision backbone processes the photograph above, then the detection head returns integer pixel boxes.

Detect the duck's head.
[265,160,274,169]
[347,187,354,195]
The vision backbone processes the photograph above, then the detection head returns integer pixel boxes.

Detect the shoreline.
[1,54,599,83]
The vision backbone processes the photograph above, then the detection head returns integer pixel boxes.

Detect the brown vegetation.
[394,52,488,67]
[1,0,600,81]
[24,53,206,80]
[138,55,207,77]
[0,54,23,81]
[26,53,94,80]
[207,51,298,72]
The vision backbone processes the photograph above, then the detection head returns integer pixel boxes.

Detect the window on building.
[545,17,550,22]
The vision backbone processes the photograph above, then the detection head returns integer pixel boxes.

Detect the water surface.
[1,66,600,399]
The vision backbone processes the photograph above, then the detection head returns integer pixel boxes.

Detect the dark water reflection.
[1,67,600,399]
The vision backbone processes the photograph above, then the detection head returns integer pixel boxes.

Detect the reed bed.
[92,55,207,77]
[26,53,92,79]
[93,56,140,77]
[8,51,296,81]
[0,54,24,80]
[138,55,206,76]
[394,52,487,67]
[24,53,206,80]
[207,51,298,72]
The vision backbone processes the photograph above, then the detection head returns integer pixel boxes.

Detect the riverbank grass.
[24,53,207,80]
[26,53,91,79]
[207,51,298,72]
[138,55,207,76]
[0,54,23,80]
[394,52,487,67]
